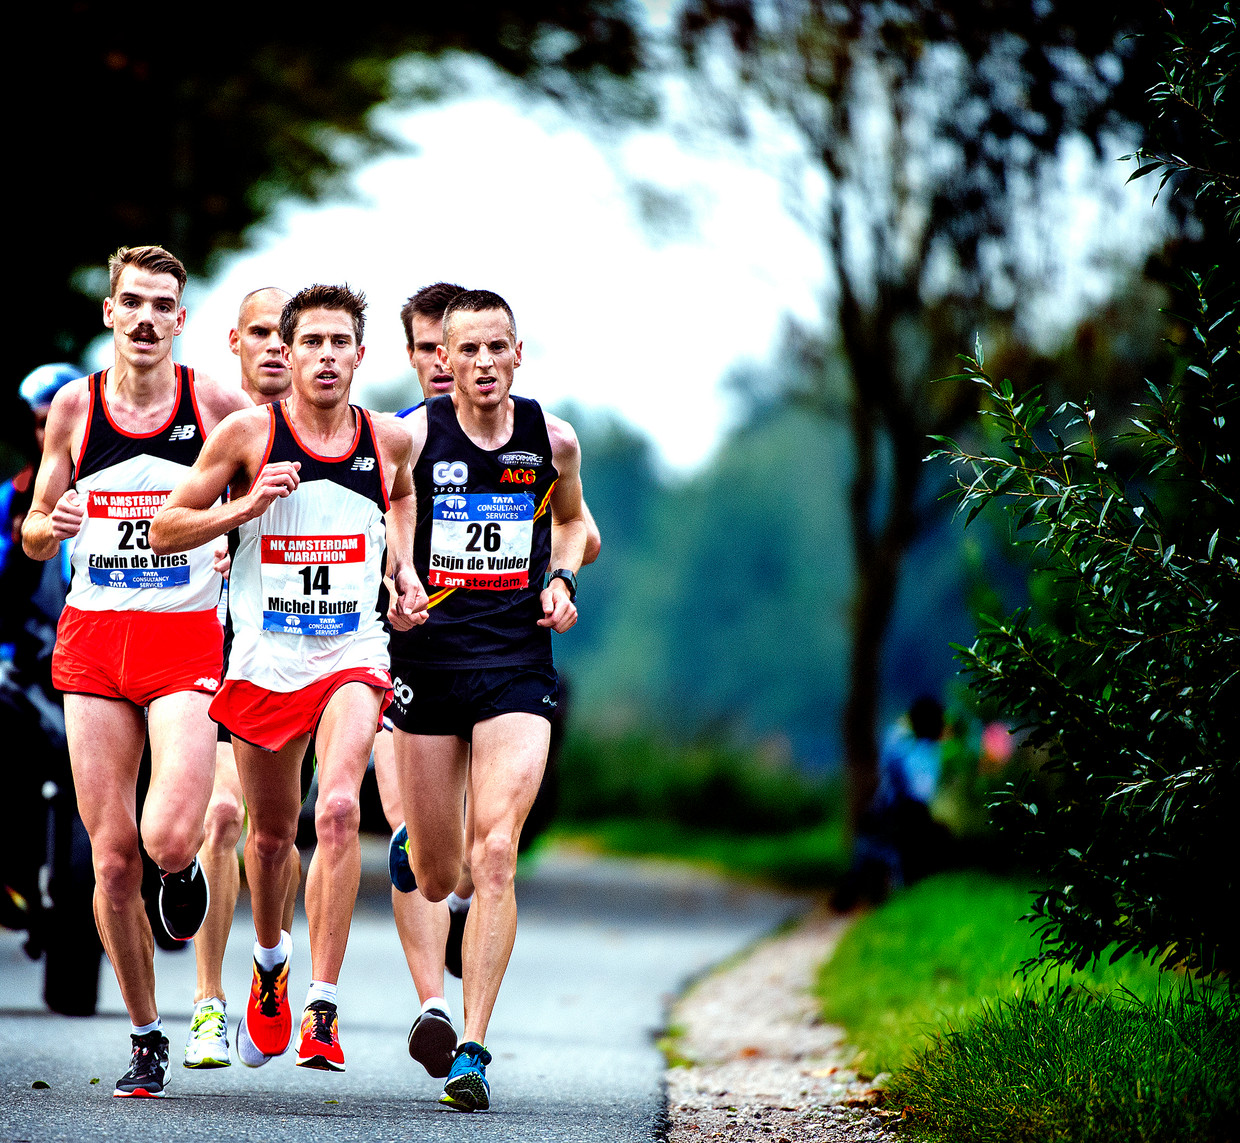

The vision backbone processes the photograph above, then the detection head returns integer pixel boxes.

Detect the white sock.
[253,930,291,971]
[447,892,472,913]
[132,1017,162,1037]
[305,980,338,1008]
[421,996,451,1020]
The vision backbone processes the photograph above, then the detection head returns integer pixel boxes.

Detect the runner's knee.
[92,841,143,905]
[142,819,203,875]
[314,788,361,848]
[471,829,518,897]
[202,789,245,851]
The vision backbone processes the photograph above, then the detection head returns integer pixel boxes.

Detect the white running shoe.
[183,998,230,1068]
[236,1004,275,1068]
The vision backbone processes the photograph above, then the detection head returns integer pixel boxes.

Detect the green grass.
[889,986,1239,1143]
[816,872,1171,1076]
[817,871,1238,1142]
[547,816,848,887]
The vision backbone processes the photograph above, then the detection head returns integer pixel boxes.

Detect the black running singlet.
[392,394,558,668]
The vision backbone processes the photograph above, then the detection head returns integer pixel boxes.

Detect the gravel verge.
[662,908,891,1142]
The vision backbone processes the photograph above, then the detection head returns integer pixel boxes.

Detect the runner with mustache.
[22,245,250,1097]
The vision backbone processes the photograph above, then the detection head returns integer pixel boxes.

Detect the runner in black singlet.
[385,289,588,1112]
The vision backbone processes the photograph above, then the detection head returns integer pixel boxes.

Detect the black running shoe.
[408,1007,457,1078]
[158,857,210,941]
[114,1031,169,1097]
[445,903,468,980]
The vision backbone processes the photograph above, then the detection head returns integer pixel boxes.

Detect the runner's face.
[407,312,453,399]
[438,309,521,411]
[230,290,290,403]
[102,266,185,368]
[283,308,364,408]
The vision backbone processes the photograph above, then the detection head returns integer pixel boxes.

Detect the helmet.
[19,363,81,410]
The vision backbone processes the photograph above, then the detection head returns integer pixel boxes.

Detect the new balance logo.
[351,456,376,472]
[169,425,197,442]
[194,677,219,691]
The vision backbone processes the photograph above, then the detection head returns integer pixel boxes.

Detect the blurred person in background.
[836,695,950,907]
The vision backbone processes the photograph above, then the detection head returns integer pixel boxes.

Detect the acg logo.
[500,468,535,484]
[433,460,469,485]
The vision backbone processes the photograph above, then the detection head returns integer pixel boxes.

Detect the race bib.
[260,534,366,636]
[84,489,190,589]
[428,493,534,590]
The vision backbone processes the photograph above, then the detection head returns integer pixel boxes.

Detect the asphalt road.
[1,842,805,1143]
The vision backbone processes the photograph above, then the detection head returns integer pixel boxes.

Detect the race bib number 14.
[261,534,365,635]
[429,493,534,590]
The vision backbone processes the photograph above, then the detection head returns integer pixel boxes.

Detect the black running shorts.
[387,662,559,738]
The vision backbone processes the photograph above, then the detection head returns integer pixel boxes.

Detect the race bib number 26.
[429,493,534,590]
[261,534,366,635]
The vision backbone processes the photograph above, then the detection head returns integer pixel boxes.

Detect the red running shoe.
[296,1000,345,1072]
[244,955,292,1057]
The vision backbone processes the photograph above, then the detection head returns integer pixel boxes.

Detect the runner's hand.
[213,545,231,577]
[538,581,577,632]
[388,566,429,631]
[245,461,301,518]
[50,489,85,540]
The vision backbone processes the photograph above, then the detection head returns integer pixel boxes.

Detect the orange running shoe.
[244,954,292,1057]
[296,1000,345,1072]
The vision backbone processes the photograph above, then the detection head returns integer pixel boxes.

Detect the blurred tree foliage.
[672,0,1175,829]
[8,1,645,407]
[932,2,1237,977]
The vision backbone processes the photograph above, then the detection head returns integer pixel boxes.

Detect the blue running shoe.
[440,1041,491,1112]
[388,824,418,893]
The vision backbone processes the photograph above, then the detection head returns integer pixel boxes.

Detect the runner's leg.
[144,691,216,876]
[193,742,244,1004]
[374,727,451,1000]
[459,712,549,1044]
[393,729,470,904]
[234,734,308,949]
[64,694,153,1026]
[303,682,384,984]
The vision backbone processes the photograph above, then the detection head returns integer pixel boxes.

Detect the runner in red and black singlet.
[149,284,427,1077]
[21,245,251,1098]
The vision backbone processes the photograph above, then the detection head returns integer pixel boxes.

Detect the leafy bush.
[930,318,1237,978]
[929,5,1238,981]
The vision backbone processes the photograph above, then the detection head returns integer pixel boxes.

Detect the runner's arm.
[149,410,296,554]
[581,499,602,567]
[21,380,88,561]
[540,414,588,631]
[375,415,428,631]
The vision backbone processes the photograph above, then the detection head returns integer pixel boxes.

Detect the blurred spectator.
[835,695,951,907]
[1,364,78,679]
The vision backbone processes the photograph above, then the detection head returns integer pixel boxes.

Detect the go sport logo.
[433,460,469,486]
[392,676,414,709]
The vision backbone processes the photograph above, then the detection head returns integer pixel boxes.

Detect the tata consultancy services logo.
[444,495,467,511]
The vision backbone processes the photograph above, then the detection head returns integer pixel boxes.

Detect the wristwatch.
[544,568,578,601]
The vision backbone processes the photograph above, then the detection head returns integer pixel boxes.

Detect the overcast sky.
[86,51,1164,476]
